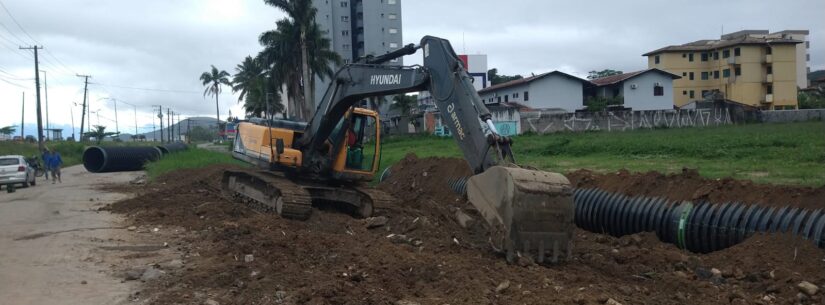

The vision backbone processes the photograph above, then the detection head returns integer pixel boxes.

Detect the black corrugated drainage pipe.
[574,188,825,252]
[82,146,162,173]
[163,142,188,154]
[441,174,825,252]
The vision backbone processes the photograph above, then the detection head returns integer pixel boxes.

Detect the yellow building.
[644,32,803,110]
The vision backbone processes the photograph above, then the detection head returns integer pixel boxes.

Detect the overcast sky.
[1,0,822,137]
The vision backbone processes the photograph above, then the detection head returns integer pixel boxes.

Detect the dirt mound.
[568,168,825,209]
[107,158,825,305]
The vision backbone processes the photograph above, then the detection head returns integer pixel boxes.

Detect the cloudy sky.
[1,0,822,137]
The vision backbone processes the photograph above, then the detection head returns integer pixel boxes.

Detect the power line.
[0,1,77,76]
[93,82,201,94]
[0,1,39,44]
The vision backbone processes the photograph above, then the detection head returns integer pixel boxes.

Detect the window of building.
[341,16,349,22]
[654,85,664,96]
[807,54,810,62]
[682,72,687,76]
[766,65,773,74]
[389,42,398,48]
[806,41,810,49]
[342,30,349,36]
[343,44,350,50]
[654,55,660,64]
[701,72,709,80]
[765,47,772,55]
[504,95,509,102]
[497,96,501,103]
[689,72,694,80]
[524,91,529,101]
[735,67,741,76]
[723,68,730,78]
[388,13,397,20]
[701,53,709,61]
[388,0,397,4]
[713,70,719,79]
[340,1,347,7]
[688,53,694,62]
[388,28,398,34]
[734,47,741,56]
[701,90,709,98]
[513,92,519,98]
[682,53,686,58]
[682,90,687,95]
[689,90,695,98]
[767,84,773,94]
[713,52,719,60]
[722,49,730,58]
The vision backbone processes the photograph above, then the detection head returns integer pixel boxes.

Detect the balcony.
[764,54,773,63]
[726,57,740,65]
[763,74,773,83]
[761,94,774,104]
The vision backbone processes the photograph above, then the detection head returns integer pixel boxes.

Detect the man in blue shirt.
[41,150,52,181]
[48,149,63,184]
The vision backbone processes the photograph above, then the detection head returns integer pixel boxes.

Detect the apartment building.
[312,0,403,104]
[644,30,805,110]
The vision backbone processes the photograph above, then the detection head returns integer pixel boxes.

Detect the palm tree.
[262,0,340,119]
[83,125,119,145]
[232,56,285,118]
[200,65,231,125]
[0,125,16,137]
[391,94,418,117]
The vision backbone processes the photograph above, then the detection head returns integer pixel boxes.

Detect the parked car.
[0,155,36,189]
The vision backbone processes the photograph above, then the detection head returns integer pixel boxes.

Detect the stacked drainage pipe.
[156,142,189,155]
[444,175,825,252]
[82,146,163,173]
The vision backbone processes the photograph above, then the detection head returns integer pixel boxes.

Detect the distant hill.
[809,70,825,82]
[111,116,222,142]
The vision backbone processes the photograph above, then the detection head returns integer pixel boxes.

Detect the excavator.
[222,36,574,263]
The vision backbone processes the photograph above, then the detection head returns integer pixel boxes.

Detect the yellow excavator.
[223,36,575,263]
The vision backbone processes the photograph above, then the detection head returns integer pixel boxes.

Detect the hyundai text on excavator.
[222,36,575,263]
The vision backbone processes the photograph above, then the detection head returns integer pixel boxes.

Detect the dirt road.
[0,165,144,305]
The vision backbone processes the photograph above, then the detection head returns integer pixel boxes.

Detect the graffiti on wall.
[523,108,733,134]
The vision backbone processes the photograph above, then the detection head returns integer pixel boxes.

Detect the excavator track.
[222,170,313,220]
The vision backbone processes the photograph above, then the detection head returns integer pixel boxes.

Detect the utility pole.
[20,45,44,152]
[40,70,49,140]
[70,103,76,141]
[133,105,138,141]
[166,108,171,143]
[77,74,91,141]
[157,106,164,143]
[187,117,191,144]
[177,113,181,141]
[20,92,24,140]
[112,98,119,134]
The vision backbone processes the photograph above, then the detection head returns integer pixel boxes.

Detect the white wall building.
[477,71,592,112]
[590,68,681,111]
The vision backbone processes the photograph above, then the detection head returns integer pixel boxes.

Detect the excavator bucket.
[466,166,575,264]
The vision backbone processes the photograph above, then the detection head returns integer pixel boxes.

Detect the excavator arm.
[295,36,574,263]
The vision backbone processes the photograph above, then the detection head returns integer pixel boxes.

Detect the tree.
[487,68,523,85]
[261,0,340,119]
[584,96,624,112]
[0,125,16,137]
[798,86,825,109]
[587,69,624,80]
[187,126,215,142]
[233,56,286,118]
[200,65,232,124]
[391,94,418,117]
[83,125,119,145]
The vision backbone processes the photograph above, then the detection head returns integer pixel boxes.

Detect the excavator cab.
[330,107,381,181]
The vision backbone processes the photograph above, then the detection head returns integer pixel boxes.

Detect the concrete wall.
[621,72,675,111]
[522,108,734,133]
[759,109,825,123]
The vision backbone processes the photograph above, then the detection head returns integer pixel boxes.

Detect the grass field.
[144,148,247,179]
[377,121,825,187]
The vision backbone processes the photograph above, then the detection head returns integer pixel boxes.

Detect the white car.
[0,155,37,189]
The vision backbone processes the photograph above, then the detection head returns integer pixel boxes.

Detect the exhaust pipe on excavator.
[465,166,575,264]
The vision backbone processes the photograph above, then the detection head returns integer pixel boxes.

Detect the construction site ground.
[96,154,825,305]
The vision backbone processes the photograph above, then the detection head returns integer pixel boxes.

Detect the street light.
[98,97,119,134]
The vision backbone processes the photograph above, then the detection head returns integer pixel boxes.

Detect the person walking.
[41,149,52,181]
[48,148,63,184]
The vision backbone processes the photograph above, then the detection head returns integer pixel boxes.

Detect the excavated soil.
[108,155,825,305]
